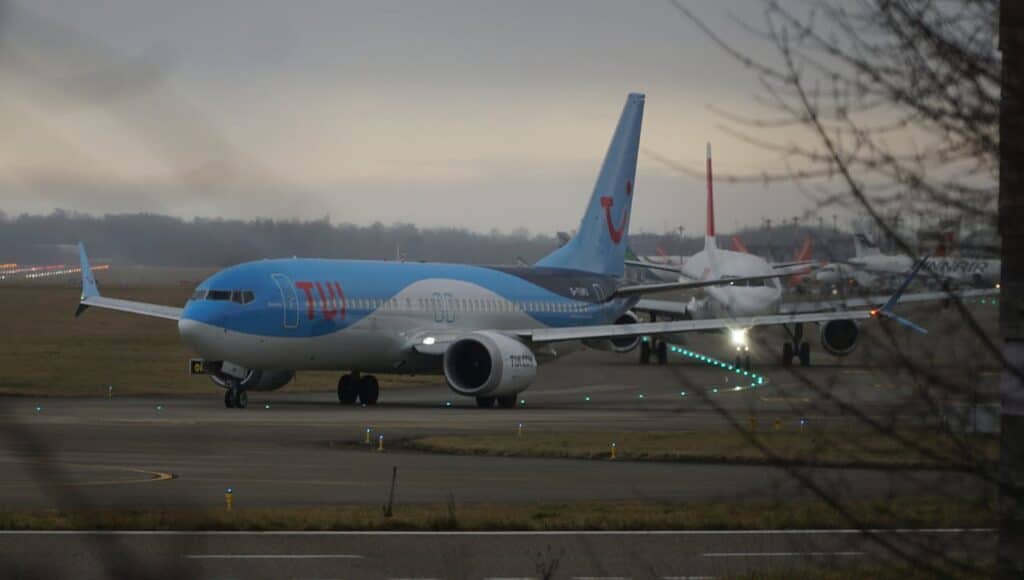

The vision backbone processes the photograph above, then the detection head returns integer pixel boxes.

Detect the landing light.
[422,337,436,346]
[730,328,748,347]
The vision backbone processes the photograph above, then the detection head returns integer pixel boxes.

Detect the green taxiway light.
[679,391,686,397]
[444,401,452,407]
[519,399,526,405]
[34,405,42,413]
[156,404,164,411]
[638,393,645,399]
[712,388,719,393]
[585,395,591,402]
[264,403,271,410]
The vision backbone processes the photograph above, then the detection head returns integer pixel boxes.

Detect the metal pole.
[999,3,1024,576]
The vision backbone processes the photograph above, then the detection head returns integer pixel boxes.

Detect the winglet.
[76,242,100,316]
[871,256,929,334]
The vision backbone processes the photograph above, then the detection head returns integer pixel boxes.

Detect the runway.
[0,349,995,509]
[0,528,993,579]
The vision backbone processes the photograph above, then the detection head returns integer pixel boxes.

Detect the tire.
[639,340,651,365]
[744,355,752,371]
[224,389,235,408]
[337,375,358,405]
[476,396,496,408]
[496,395,517,409]
[799,341,811,367]
[358,375,380,405]
[782,342,794,367]
[655,341,668,365]
[235,389,248,409]
[735,355,742,369]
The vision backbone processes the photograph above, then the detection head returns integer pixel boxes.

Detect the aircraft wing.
[517,309,878,343]
[74,243,184,321]
[771,260,819,271]
[613,272,796,297]
[518,257,934,342]
[779,287,998,315]
[633,298,690,316]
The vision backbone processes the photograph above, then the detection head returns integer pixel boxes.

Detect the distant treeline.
[0,210,850,267]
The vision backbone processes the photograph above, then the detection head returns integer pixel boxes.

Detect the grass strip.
[0,496,994,531]
[404,429,997,468]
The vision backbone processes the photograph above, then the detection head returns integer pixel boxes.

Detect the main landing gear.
[338,372,380,405]
[475,395,518,409]
[639,338,668,365]
[223,384,248,409]
[782,323,811,367]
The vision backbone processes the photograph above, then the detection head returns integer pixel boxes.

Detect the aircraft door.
[271,273,300,329]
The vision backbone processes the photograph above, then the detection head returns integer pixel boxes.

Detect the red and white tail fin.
[795,234,812,261]
[731,235,749,253]
[704,142,717,253]
[788,235,813,288]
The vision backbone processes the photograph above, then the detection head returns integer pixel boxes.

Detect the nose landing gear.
[223,385,248,409]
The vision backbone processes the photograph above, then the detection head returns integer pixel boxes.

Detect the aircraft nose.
[178,317,203,350]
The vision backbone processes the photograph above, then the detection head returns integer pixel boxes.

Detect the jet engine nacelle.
[210,368,295,391]
[443,331,537,397]
[583,311,642,353]
[820,319,859,356]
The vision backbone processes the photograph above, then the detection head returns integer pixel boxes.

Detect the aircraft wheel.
[744,355,752,371]
[798,342,811,367]
[337,374,358,405]
[358,375,380,405]
[235,389,248,409]
[224,389,236,408]
[639,340,651,365]
[655,341,668,365]
[496,395,517,409]
[476,396,496,408]
[782,342,794,367]
[735,355,742,369]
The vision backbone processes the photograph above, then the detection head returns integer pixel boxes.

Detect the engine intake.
[583,311,641,353]
[443,331,537,397]
[820,319,859,356]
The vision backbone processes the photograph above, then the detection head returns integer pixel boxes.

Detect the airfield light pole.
[999,2,1024,576]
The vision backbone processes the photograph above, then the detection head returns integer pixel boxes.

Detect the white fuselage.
[679,247,782,319]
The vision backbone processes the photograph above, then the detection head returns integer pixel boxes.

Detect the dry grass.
[0,495,994,531]
[405,429,997,468]
[0,286,441,396]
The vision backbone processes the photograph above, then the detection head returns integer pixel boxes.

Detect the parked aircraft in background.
[845,232,999,288]
[75,94,934,408]
[626,145,995,369]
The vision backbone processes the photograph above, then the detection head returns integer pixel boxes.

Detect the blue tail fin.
[536,93,644,277]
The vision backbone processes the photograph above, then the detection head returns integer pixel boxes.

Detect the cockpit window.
[190,289,207,301]
[231,290,255,304]
[207,290,232,301]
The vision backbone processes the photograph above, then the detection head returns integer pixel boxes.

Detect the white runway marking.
[184,554,363,559]
[702,551,864,558]
[0,528,993,536]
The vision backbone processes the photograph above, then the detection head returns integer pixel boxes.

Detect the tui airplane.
[75,93,928,408]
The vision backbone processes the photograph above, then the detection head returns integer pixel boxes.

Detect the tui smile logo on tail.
[600,181,631,244]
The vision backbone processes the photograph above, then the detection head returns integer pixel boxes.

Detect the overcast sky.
[0,0,831,235]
